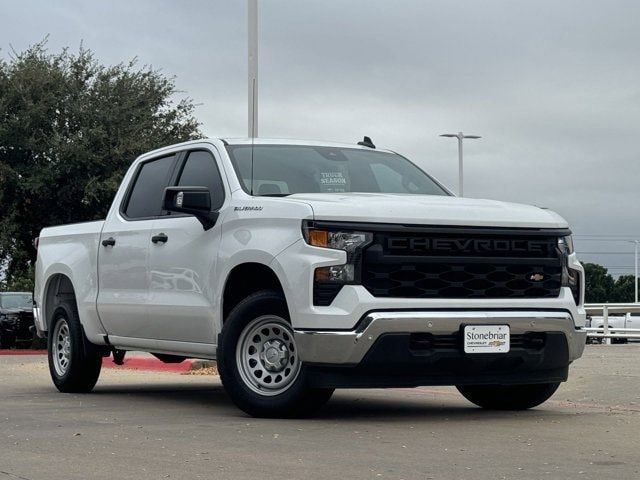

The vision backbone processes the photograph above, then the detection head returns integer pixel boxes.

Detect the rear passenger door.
[97,154,178,339]
[146,149,226,345]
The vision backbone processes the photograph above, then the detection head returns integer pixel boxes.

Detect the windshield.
[226,145,449,196]
[0,293,31,309]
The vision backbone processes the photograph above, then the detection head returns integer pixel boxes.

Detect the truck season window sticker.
[318,170,349,193]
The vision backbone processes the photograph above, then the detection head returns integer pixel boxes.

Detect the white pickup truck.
[587,313,639,343]
[34,138,587,417]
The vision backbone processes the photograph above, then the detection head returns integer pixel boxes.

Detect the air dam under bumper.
[294,311,587,389]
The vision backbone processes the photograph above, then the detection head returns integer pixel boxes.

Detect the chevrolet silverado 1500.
[33,138,586,417]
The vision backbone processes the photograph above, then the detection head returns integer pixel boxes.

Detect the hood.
[284,193,568,229]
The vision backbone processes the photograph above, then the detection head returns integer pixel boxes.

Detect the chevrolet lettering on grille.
[386,237,556,255]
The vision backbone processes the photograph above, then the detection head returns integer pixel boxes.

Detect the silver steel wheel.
[236,315,301,396]
[52,318,71,377]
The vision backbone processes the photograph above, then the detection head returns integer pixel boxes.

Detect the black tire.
[456,382,560,410]
[47,300,102,393]
[218,290,333,418]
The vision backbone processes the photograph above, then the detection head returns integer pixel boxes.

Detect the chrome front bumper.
[295,310,587,365]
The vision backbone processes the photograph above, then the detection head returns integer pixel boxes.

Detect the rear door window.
[125,155,176,219]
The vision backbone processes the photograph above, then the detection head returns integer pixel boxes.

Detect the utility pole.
[635,240,639,303]
[248,0,258,138]
[440,132,481,197]
[625,240,639,303]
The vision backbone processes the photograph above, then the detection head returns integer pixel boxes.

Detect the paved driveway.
[0,346,638,480]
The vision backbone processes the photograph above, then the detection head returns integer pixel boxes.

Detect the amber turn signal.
[307,229,329,248]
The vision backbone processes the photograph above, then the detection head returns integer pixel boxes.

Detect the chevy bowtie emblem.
[529,273,545,282]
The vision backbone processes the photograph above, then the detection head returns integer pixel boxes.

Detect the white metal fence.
[584,303,640,343]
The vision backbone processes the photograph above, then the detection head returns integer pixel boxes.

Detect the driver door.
[146,149,226,345]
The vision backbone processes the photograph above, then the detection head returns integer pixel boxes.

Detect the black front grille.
[362,227,564,299]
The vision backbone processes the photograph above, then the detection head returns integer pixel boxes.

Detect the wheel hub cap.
[52,318,71,377]
[260,339,289,372]
[236,316,301,396]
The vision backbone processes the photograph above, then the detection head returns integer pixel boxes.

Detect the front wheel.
[48,301,102,393]
[456,382,560,410]
[218,290,333,418]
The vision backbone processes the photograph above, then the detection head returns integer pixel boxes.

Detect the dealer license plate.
[463,325,510,353]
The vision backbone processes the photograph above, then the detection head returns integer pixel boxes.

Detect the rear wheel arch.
[44,273,77,331]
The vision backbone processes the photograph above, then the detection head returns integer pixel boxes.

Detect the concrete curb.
[189,360,217,371]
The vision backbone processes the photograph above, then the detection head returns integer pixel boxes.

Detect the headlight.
[302,221,373,305]
[303,224,372,283]
[558,235,574,256]
[558,235,580,305]
[303,228,372,254]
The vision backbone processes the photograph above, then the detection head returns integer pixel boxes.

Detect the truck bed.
[34,220,105,343]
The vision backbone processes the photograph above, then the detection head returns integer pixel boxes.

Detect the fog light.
[315,264,355,283]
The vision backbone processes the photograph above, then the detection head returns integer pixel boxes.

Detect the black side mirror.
[163,186,219,230]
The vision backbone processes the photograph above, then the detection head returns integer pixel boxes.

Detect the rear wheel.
[218,290,333,418]
[456,382,560,410]
[48,300,102,393]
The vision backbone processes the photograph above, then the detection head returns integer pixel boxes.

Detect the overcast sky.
[3,0,640,275]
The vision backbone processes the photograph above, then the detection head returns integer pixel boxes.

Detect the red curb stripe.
[102,356,193,373]
[0,349,192,372]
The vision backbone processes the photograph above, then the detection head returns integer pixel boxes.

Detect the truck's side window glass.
[177,151,225,210]
[125,155,175,218]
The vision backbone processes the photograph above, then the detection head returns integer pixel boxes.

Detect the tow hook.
[112,349,126,365]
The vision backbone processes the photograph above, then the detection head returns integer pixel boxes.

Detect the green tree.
[0,40,202,290]
[612,275,636,303]
[583,262,615,303]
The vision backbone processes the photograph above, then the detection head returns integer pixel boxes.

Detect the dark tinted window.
[177,151,225,209]
[226,145,448,196]
[125,155,175,218]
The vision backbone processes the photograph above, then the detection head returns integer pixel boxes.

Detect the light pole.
[440,132,481,197]
[248,0,258,138]
[625,240,639,303]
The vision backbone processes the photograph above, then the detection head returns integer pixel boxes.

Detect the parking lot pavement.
[0,347,638,480]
